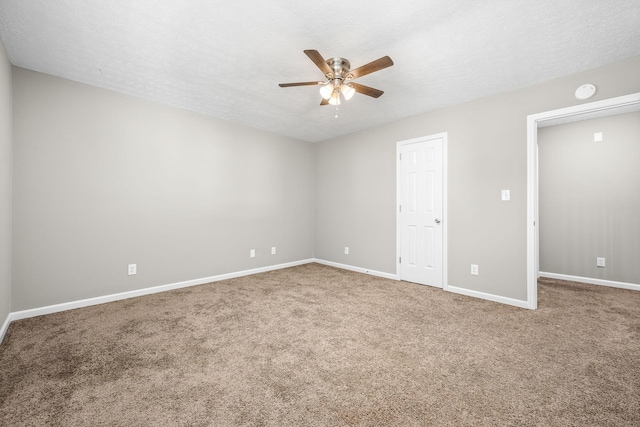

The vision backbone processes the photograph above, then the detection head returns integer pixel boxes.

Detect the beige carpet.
[1,263,639,426]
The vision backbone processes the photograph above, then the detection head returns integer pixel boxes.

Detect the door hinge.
[399,205,402,212]
[399,257,402,264]
[399,153,402,161]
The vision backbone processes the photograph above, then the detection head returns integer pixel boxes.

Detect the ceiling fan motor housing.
[326,57,351,82]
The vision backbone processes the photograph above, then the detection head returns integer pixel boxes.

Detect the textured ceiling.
[0,0,639,142]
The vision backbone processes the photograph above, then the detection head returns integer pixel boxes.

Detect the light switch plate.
[597,257,605,267]
[501,189,510,201]
[594,132,603,142]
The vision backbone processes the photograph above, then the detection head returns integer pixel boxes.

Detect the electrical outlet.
[470,264,479,275]
[128,264,137,276]
[596,257,605,268]
[250,249,255,258]
[501,189,510,201]
[344,246,349,255]
[271,246,276,255]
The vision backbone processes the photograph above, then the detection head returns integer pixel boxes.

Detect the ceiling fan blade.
[304,50,333,76]
[279,81,323,87]
[348,56,394,79]
[350,82,384,98]
[320,98,329,106]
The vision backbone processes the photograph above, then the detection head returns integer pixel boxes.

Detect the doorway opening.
[526,92,640,309]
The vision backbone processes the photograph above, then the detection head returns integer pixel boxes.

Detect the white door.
[398,135,444,287]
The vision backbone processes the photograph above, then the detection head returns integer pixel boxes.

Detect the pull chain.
[335,106,339,119]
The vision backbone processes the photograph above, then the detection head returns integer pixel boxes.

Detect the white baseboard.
[313,259,532,308]
[539,272,640,292]
[0,312,10,345]
[446,285,530,309]
[8,259,315,323]
[312,258,399,281]
[1,259,541,347]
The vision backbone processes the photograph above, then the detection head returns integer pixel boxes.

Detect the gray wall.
[539,112,640,284]
[315,56,640,302]
[12,68,315,311]
[8,56,640,312]
[0,38,11,323]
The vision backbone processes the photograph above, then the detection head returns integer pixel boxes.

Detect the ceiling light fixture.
[319,83,333,100]
[321,80,353,105]
[328,88,341,106]
[341,83,355,100]
[280,50,394,107]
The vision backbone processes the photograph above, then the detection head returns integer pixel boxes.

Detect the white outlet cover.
[501,189,511,201]
[128,264,137,275]
[594,132,603,142]
[250,249,256,258]
[344,247,349,255]
[471,264,479,275]
[596,257,606,267]
[271,247,276,255]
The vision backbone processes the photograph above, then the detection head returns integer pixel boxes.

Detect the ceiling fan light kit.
[279,50,393,107]
[319,83,333,100]
[328,89,341,106]
[341,84,356,100]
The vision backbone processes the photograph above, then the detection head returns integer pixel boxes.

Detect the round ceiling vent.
[575,84,597,100]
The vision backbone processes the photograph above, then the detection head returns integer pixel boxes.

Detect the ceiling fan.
[279,50,394,106]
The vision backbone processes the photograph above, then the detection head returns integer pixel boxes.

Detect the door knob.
[435,218,441,224]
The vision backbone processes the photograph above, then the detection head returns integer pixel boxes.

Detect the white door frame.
[396,132,448,289]
[526,92,640,309]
